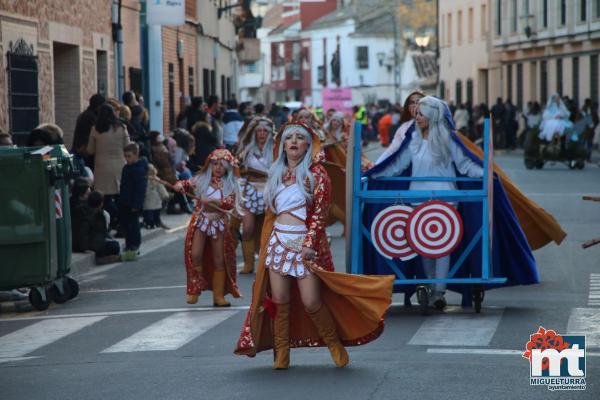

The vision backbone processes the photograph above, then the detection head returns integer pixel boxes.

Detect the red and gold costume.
[234,123,394,366]
[181,149,242,304]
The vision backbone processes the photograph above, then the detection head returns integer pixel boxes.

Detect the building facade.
[439,0,501,107]
[0,0,114,146]
[493,0,600,109]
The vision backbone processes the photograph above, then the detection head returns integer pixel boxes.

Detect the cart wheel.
[29,287,49,311]
[472,286,484,314]
[416,286,429,316]
[568,160,577,170]
[49,279,72,304]
[66,277,79,299]
[534,160,544,169]
[524,158,536,170]
[576,160,585,170]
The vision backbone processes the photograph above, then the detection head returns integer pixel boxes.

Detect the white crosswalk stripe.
[0,316,106,359]
[589,273,600,306]
[102,311,237,353]
[408,308,504,346]
[567,308,600,349]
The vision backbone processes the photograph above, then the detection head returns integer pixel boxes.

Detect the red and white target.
[371,205,417,261]
[406,200,463,258]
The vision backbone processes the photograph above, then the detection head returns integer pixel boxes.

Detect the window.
[439,80,446,100]
[458,11,463,43]
[591,55,599,102]
[466,79,473,106]
[356,46,369,69]
[581,0,588,21]
[511,0,518,32]
[468,8,474,41]
[557,59,563,95]
[210,70,216,96]
[517,63,523,109]
[596,0,600,18]
[188,66,194,97]
[481,4,488,37]
[168,63,175,130]
[560,0,566,26]
[292,42,301,79]
[542,0,548,28]
[507,64,513,101]
[540,60,548,104]
[221,75,226,100]
[573,57,580,105]
[203,68,210,100]
[456,79,463,105]
[448,13,452,45]
[496,0,502,36]
[7,38,39,145]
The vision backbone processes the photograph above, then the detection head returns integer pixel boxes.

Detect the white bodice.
[246,153,269,173]
[275,183,307,221]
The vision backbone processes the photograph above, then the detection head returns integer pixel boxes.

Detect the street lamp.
[415,35,430,51]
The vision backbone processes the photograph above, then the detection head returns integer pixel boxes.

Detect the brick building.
[0,0,114,146]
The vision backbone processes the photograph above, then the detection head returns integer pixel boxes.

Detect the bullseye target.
[406,200,463,258]
[371,205,417,261]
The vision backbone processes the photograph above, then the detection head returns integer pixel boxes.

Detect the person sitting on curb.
[81,191,121,265]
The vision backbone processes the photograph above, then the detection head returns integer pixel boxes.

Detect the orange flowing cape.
[234,164,394,356]
[457,133,566,250]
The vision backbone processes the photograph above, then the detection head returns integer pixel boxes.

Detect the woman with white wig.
[539,93,573,142]
[364,96,561,310]
[174,149,244,307]
[235,122,394,369]
[235,117,276,274]
[371,96,483,308]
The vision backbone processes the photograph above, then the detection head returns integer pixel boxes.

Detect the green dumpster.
[0,145,78,310]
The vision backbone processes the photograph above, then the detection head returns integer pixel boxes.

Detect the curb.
[0,222,188,315]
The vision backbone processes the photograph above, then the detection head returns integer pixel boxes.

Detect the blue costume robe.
[362,114,539,306]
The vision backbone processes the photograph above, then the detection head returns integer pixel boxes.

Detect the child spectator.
[71,177,92,253]
[144,164,170,229]
[83,191,121,264]
[119,143,148,260]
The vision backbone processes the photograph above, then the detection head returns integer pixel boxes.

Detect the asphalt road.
[1,148,599,400]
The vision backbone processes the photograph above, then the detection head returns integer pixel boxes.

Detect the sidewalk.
[0,212,191,314]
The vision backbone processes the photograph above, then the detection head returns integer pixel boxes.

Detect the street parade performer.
[364,96,566,308]
[234,122,394,369]
[174,149,243,307]
[235,116,276,274]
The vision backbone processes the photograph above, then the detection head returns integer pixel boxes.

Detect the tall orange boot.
[240,239,255,274]
[212,270,231,307]
[273,302,290,370]
[186,264,203,304]
[307,305,349,368]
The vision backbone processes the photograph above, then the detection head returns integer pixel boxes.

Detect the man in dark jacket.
[491,97,506,149]
[119,143,148,256]
[222,99,244,150]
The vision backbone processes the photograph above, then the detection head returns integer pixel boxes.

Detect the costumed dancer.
[234,122,394,369]
[236,116,276,274]
[174,149,244,307]
[364,96,566,308]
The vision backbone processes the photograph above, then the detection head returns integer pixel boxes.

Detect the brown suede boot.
[212,270,231,307]
[273,303,290,370]
[308,305,349,368]
[240,239,255,274]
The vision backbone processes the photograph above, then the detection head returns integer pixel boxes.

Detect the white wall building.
[303,8,396,107]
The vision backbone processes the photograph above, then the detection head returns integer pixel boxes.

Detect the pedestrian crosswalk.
[102,311,236,353]
[1,305,599,364]
[589,273,600,306]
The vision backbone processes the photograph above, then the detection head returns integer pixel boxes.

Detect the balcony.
[237,38,260,63]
